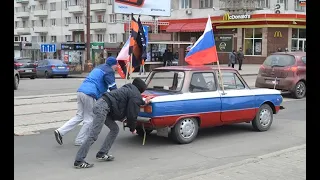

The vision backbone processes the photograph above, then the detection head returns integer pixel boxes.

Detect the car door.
[297,56,306,80]
[188,72,222,128]
[36,61,43,77]
[217,71,256,122]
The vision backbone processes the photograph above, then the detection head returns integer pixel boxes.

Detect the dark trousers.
[238,59,243,70]
[231,63,235,68]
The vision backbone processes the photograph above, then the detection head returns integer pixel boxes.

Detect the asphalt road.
[14,99,306,180]
[14,76,258,97]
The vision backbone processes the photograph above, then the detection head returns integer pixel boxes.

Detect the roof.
[154,66,236,71]
[271,51,306,57]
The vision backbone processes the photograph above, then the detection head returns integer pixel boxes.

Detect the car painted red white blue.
[136,66,284,144]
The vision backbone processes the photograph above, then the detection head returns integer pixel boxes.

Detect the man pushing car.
[73,77,151,169]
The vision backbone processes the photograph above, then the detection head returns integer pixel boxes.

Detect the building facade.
[138,0,306,64]
[14,0,125,66]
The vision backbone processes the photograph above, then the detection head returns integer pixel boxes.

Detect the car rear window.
[301,56,306,64]
[49,60,64,65]
[15,59,32,63]
[263,55,296,67]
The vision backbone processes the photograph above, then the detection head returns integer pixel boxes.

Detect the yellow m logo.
[223,13,230,21]
[274,31,282,38]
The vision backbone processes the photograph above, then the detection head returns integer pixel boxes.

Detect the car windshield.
[49,60,64,65]
[146,71,185,92]
[15,59,32,63]
[263,55,296,67]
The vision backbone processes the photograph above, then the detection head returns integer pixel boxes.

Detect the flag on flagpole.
[185,16,218,65]
[128,14,144,72]
[116,38,130,79]
[138,16,147,66]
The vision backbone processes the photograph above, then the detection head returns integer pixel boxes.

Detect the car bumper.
[52,70,69,76]
[255,76,296,91]
[18,71,36,77]
[137,116,151,123]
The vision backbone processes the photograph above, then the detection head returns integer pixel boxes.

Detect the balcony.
[34,26,48,33]
[68,5,83,13]
[16,11,30,18]
[16,27,31,35]
[68,23,85,31]
[90,22,107,30]
[16,0,29,3]
[34,9,48,17]
[91,1,107,11]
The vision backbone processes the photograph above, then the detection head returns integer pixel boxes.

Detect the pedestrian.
[163,49,168,66]
[73,78,151,169]
[54,57,118,146]
[228,50,237,68]
[237,47,245,70]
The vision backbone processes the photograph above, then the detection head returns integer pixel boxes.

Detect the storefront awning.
[180,23,206,32]
[166,23,186,32]
[148,41,193,45]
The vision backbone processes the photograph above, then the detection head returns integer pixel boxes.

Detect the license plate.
[25,70,32,72]
[58,67,65,69]
[266,80,278,84]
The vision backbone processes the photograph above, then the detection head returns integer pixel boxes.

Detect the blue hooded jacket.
[78,57,117,100]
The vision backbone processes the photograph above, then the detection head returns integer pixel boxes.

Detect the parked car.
[14,69,20,90]
[14,57,37,79]
[130,66,284,144]
[36,59,70,78]
[255,52,306,99]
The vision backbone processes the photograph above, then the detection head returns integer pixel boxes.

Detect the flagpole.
[125,14,132,84]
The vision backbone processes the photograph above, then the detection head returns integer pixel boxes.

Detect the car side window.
[38,61,43,66]
[220,72,245,90]
[301,56,306,64]
[189,72,217,92]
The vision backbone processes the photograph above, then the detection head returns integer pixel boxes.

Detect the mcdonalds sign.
[223,13,251,21]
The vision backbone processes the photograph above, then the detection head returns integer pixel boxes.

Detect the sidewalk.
[169,144,306,180]
[69,64,260,79]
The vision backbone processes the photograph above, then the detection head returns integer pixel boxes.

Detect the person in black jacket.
[74,78,150,169]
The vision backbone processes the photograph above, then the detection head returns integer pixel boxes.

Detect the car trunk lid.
[259,54,296,78]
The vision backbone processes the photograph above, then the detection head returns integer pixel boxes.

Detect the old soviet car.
[135,66,284,144]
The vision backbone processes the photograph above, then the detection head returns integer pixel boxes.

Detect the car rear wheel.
[136,127,153,137]
[14,75,19,90]
[170,118,199,144]
[292,81,306,99]
[252,104,273,132]
[30,76,36,79]
[45,71,51,79]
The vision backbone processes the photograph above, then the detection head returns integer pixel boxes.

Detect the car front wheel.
[170,117,199,144]
[252,104,273,131]
[293,81,306,99]
[45,71,51,79]
[14,75,19,90]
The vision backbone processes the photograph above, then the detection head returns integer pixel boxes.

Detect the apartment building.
[14,0,125,64]
[138,0,306,64]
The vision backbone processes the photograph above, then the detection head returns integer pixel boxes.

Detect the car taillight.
[15,63,23,66]
[67,66,70,69]
[259,65,265,73]
[285,66,298,72]
[51,65,55,69]
[144,105,152,113]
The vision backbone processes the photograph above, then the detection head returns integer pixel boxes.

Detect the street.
[14,75,306,180]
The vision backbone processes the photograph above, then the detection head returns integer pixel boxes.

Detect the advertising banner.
[214,34,233,52]
[113,0,171,17]
[143,25,149,44]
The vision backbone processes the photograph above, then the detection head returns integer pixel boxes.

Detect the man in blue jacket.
[54,57,118,146]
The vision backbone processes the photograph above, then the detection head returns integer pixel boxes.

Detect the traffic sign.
[40,44,56,53]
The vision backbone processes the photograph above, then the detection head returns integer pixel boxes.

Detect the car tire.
[136,127,153,137]
[252,104,273,132]
[170,117,199,144]
[45,71,51,79]
[292,81,306,99]
[14,75,19,90]
[30,76,36,79]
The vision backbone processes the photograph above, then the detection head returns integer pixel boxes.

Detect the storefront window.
[244,28,263,56]
[291,28,306,52]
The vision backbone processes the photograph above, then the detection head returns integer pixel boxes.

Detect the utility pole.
[86,0,90,63]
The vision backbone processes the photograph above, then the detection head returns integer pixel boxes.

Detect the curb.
[169,144,306,180]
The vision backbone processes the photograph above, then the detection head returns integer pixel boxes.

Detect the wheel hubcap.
[259,109,271,127]
[296,83,305,97]
[179,119,195,139]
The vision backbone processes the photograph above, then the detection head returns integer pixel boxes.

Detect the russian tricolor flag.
[116,38,130,79]
[185,16,218,65]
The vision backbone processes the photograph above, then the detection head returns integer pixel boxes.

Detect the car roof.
[154,66,236,71]
[271,51,306,57]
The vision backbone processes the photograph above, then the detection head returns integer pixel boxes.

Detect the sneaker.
[74,161,94,169]
[54,130,63,145]
[96,154,115,161]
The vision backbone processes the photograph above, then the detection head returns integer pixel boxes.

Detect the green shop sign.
[90,42,105,66]
[214,34,233,52]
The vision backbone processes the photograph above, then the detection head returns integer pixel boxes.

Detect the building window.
[199,0,213,9]
[243,28,263,56]
[22,20,28,28]
[75,16,82,23]
[51,19,56,26]
[65,35,72,41]
[108,0,112,5]
[294,0,306,11]
[109,34,117,43]
[90,34,93,42]
[180,0,191,9]
[40,19,46,27]
[74,34,81,42]
[276,0,288,10]
[50,3,56,11]
[31,5,36,11]
[291,28,306,52]
[15,21,18,28]
[40,3,46,10]
[64,1,69,9]
[258,0,269,8]
[96,14,105,22]
[14,36,19,42]
[109,14,116,23]
[40,36,47,43]
[65,17,71,25]
[51,36,57,42]
[97,34,104,42]
[31,20,35,27]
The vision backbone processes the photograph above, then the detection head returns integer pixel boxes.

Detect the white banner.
[113,0,171,17]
